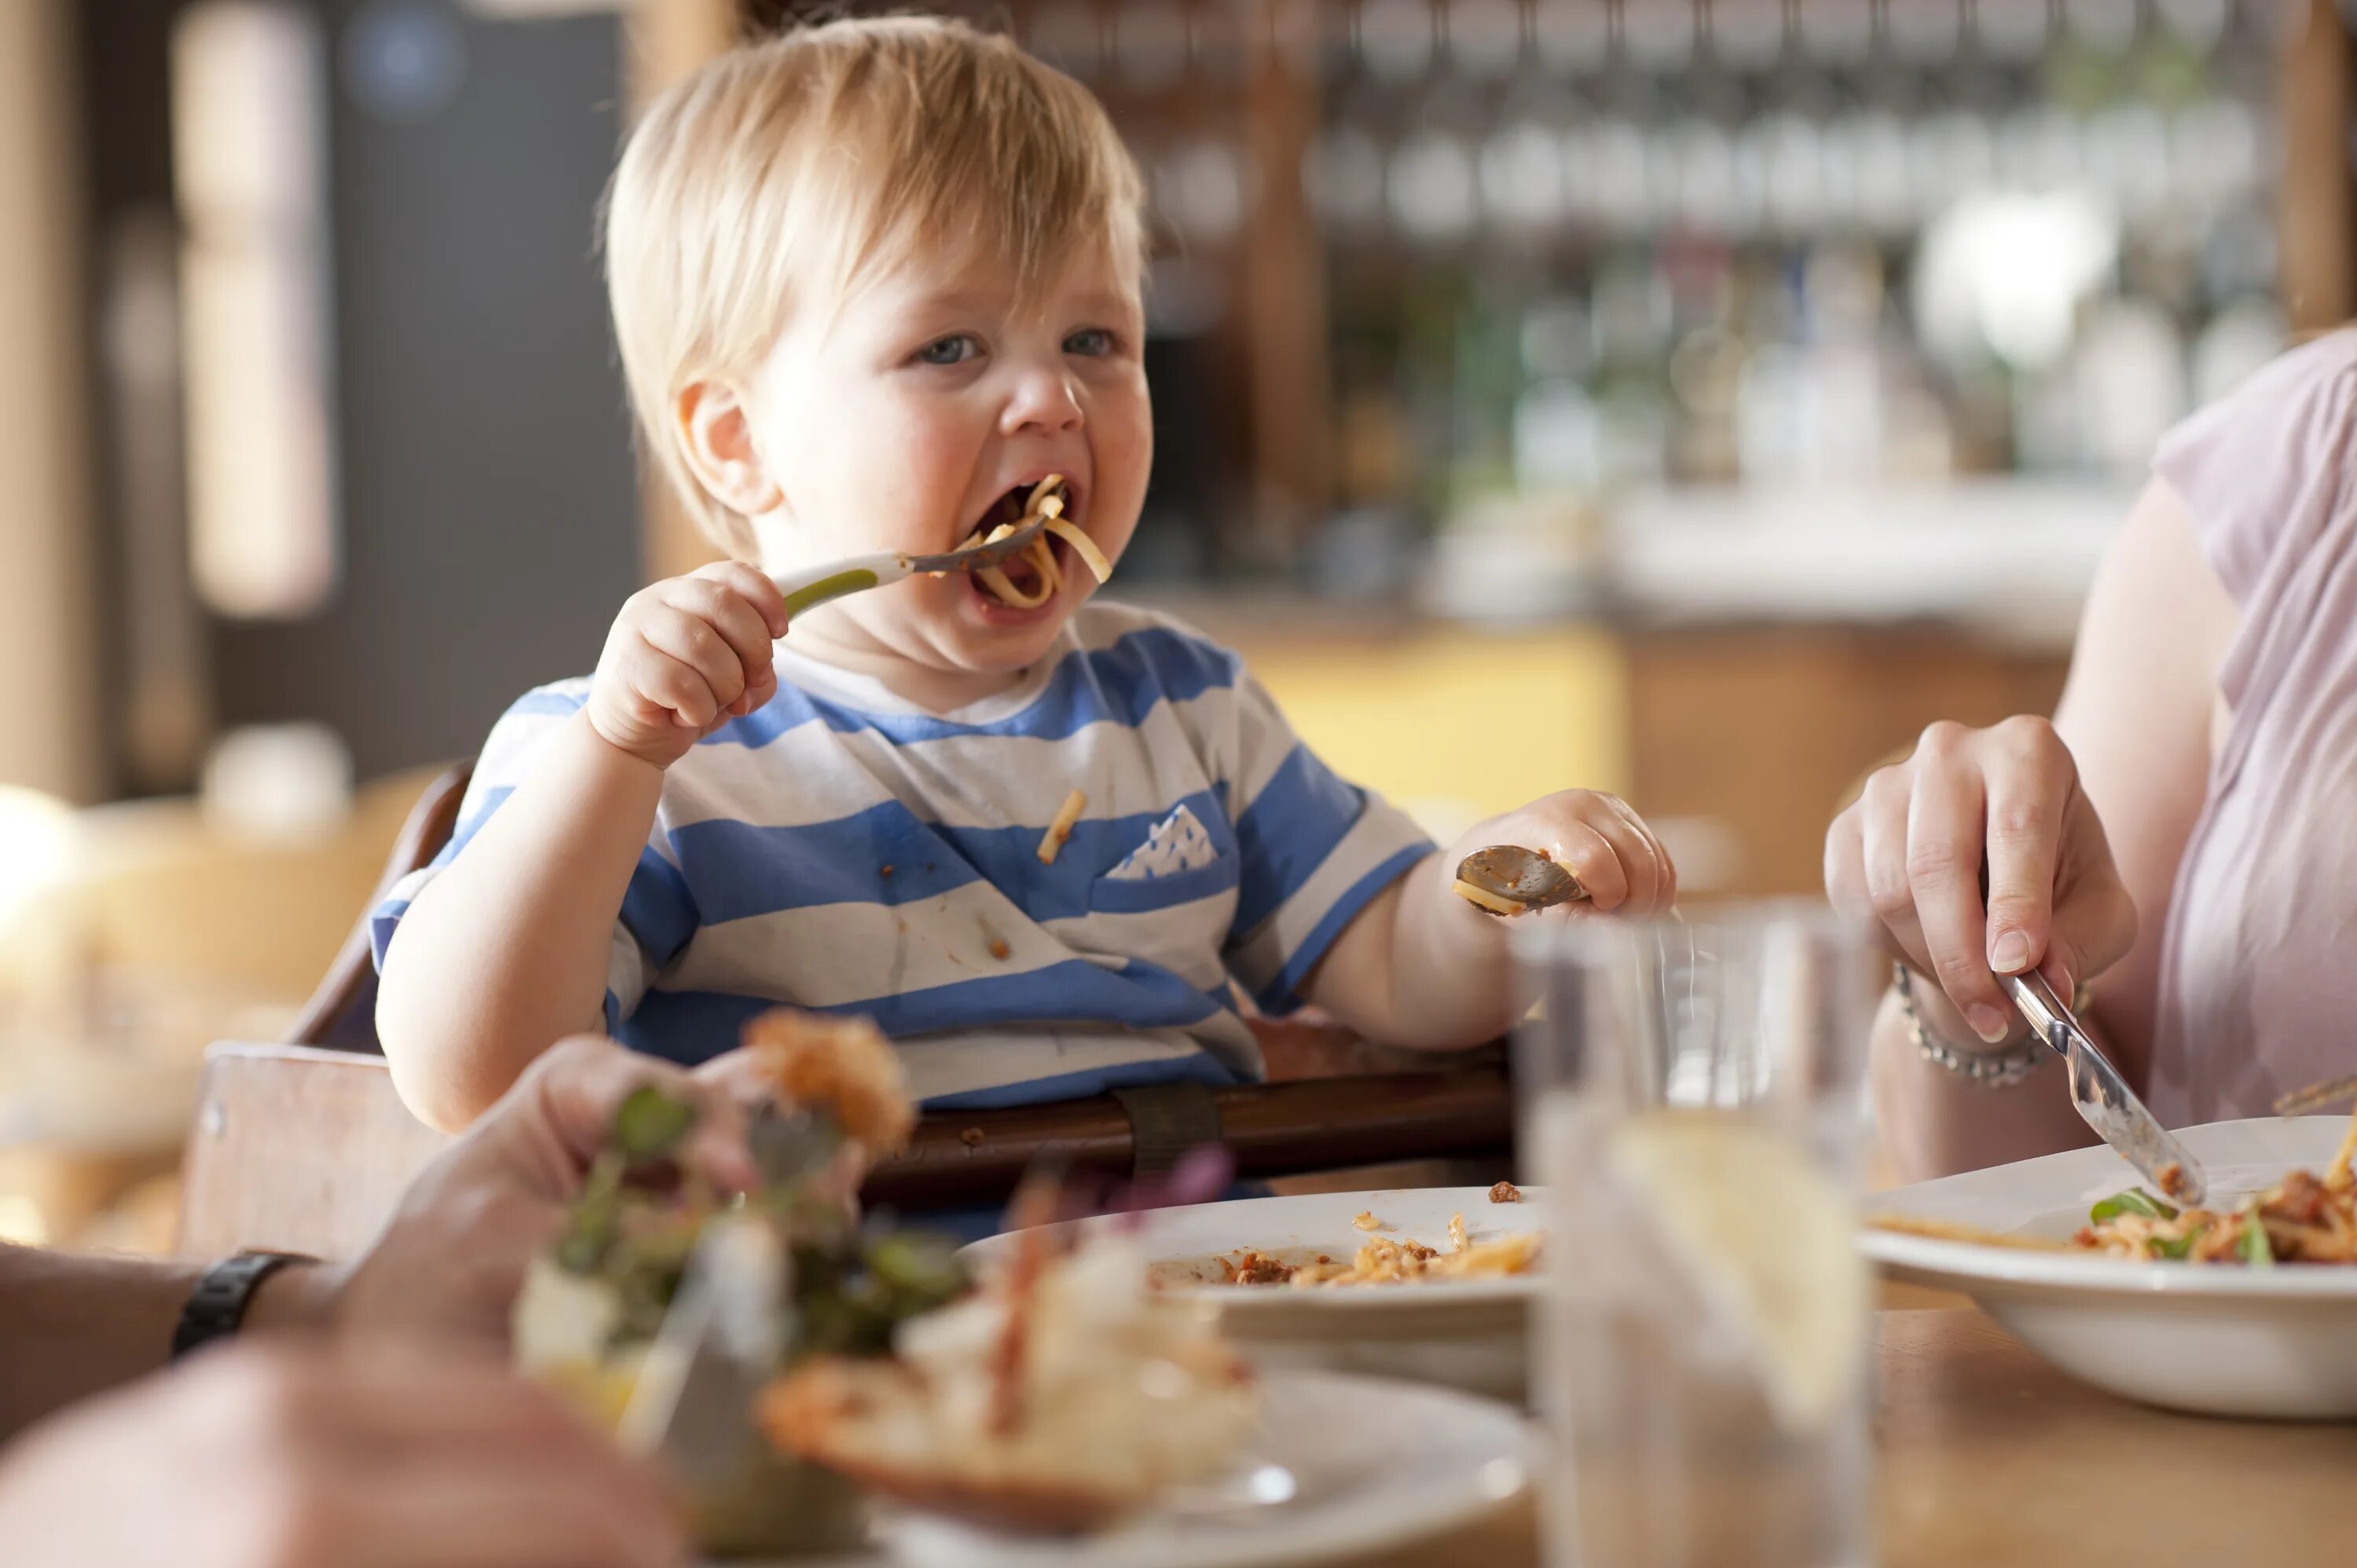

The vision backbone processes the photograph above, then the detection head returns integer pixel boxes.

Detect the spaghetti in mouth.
[962,475,1113,609]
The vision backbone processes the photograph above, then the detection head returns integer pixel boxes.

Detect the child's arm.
[376,562,788,1130]
[1303,791,1677,1049]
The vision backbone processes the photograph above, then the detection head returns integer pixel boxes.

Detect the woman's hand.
[1825,716,2138,1042]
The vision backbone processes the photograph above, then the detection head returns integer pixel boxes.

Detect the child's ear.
[676,380,785,516]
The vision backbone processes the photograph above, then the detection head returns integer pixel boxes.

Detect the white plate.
[961,1189,1542,1402]
[1861,1116,2357,1419]
[733,1371,1530,1568]
[891,1370,1528,1568]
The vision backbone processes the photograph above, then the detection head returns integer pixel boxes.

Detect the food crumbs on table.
[1448,1214,1468,1253]
[1488,1180,1523,1203]
[960,1127,985,1149]
[1351,1211,1380,1232]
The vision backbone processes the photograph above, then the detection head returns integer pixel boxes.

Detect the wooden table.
[1354,1308,2357,1568]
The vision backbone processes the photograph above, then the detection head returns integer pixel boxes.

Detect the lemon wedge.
[1606,1108,1865,1433]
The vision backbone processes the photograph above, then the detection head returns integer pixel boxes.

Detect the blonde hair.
[604,16,1147,556]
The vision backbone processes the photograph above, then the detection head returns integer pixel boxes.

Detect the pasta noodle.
[967,476,1111,610]
[2074,1096,2357,1265]
[1862,1213,2073,1251]
[1037,789,1086,866]
[1215,1211,1541,1288]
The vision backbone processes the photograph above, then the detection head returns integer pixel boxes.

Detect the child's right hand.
[587,562,790,768]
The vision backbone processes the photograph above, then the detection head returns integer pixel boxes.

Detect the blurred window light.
[1624,1,1698,70]
[1154,141,1248,247]
[1884,0,1963,63]
[2157,0,2230,49]
[1387,131,1479,240]
[1583,120,1655,230]
[2064,0,2141,52]
[200,723,354,844]
[2191,297,2287,407]
[0,1197,50,1249]
[1480,121,1568,229]
[1997,105,2084,193]
[1907,111,1996,216]
[1531,0,1611,71]
[2083,104,2173,217]
[342,0,467,125]
[0,786,75,944]
[1669,122,1743,233]
[1974,0,2051,60]
[1304,126,1389,232]
[1445,0,1526,76]
[1794,0,1874,64]
[1851,112,1916,236]
[1912,190,2120,372]
[1708,0,1787,68]
[1358,0,1437,82]
[2171,98,2265,202]
[171,1,339,621]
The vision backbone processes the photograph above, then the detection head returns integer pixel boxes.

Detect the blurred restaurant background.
[0,0,2345,1248]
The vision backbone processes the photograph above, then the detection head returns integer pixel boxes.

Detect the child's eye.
[1064,328,1117,357]
[915,334,980,367]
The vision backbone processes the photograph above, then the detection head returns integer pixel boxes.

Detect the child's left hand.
[1450,789,1677,918]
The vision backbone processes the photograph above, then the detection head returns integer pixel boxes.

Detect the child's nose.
[1000,370,1084,435]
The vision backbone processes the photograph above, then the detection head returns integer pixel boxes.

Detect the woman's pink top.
[2149,329,2357,1123]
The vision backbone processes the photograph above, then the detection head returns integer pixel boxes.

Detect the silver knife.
[2003,970,2210,1207]
[614,1214,787,1489]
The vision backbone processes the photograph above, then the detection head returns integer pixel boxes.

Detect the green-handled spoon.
[767,478,1065,619]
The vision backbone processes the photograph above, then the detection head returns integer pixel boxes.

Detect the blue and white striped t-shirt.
[370,603,1434,1110]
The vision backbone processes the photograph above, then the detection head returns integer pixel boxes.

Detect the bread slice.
[761,1238,1259,1534]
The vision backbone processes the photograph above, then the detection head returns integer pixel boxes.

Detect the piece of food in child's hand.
[1453,878,1529,917]
[742,1008,914,1156]
[762,1233,1256,1534]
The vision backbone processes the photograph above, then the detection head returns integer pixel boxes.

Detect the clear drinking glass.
[1513,904,1882,1568]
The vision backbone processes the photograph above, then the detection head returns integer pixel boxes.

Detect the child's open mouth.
[959,476,1109,614]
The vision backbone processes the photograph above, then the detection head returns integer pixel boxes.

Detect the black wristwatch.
[171,1251,316,1360]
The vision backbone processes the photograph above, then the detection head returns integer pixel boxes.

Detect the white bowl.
[1860,1117,2357,1419]
[961,1189,1540,1403]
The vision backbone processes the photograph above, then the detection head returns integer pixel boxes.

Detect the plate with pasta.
[1860,1114,2357,1418]
[961,1189,1544,1404]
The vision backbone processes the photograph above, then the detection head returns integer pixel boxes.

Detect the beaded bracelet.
[1892,962,2048,1089]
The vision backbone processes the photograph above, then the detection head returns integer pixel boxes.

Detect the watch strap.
[171,1251,314,1359]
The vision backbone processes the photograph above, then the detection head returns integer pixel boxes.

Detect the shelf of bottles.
[1020,0,2286,593]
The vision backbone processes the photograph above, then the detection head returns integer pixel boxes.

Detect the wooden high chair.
[182,763,1512,1258]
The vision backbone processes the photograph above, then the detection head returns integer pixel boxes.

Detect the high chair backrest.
[287,759,473,1052]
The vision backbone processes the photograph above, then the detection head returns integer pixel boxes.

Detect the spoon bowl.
[1452,844,1587,917]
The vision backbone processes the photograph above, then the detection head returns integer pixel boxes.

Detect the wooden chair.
[284,760,475,1052]
[183,764,1512,1258]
